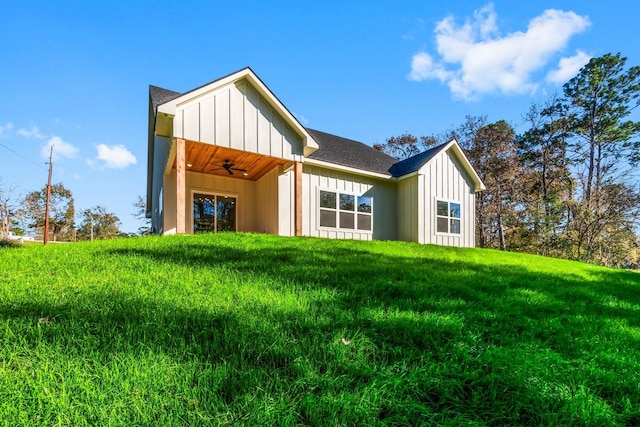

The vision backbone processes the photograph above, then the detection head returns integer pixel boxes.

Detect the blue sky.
[1,1,638,233]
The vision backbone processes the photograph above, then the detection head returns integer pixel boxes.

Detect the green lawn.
[1,233,639,426]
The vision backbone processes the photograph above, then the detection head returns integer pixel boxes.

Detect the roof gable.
[155,67,319,156]
[390,140,485,191]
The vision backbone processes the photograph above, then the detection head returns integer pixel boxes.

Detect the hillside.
[1,233,639,426]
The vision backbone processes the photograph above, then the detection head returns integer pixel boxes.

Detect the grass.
[1,233,639,426]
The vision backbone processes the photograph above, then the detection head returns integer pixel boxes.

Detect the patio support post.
[294,161,302,236]
[176,138,186,234]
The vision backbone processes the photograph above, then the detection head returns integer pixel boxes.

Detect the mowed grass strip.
[1,233,639,426]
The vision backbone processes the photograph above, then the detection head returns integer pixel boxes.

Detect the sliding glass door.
[193,193,237,233]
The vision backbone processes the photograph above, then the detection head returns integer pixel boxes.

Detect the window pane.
[193,194,216,233]
[450,219,461,234]
[216,197,236,232]
[437,217,449,233]
[437,201,448,216]
[450,203,461,219]
[357,196,372,213]
[340,212,355,229]
[339,194,355,211]
[320,209,336,227]
[357,213,372,231]
[320,191,336,209]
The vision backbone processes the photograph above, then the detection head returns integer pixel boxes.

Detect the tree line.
[374,53,640,268]
[0,178,150,242]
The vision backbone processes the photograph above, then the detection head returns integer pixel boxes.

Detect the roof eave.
[304,158,393,179]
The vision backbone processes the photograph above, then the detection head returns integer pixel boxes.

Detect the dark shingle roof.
[388,143,450,177]
[149,85,182,113]
[306,128,398,175]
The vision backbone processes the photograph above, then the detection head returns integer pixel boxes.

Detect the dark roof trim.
[388,142,450,177]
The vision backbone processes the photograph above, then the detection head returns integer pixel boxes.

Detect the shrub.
[0,239,21,248]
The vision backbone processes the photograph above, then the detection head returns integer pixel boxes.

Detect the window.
[436,200,461,234]
[319,190,372,231]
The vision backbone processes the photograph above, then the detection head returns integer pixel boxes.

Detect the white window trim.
[435,198,462,236]
[317,187,373,233]
[191,190,239,234]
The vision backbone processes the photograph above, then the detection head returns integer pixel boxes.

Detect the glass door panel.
[193,193,236,233]
[193,193,216,233]
[216,196,236,232]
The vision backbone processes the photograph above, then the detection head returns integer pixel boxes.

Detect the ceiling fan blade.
[226,168,233,175]
[230,167,247,172]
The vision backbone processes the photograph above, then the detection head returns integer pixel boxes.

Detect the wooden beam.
[176,138,186,234]
[294,161,302,236]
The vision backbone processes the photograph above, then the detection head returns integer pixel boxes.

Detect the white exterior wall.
[278,169,294,237]
[397,176,419,242]
[301,165,396,241]
[418,150,476,247]
[174,81,303,160]
[254,167,280,234]
[163,170,177,234]
[151,135,172,233]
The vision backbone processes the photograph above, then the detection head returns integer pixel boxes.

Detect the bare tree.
[0,177,20,239]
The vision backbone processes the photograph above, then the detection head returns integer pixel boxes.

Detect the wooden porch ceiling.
[172,141,288,181]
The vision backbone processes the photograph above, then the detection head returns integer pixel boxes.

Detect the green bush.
[0,239,20,248]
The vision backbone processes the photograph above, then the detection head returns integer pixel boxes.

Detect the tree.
[562,53,640,206]
[0,177,20,239]
[373,133,438,160]
[561,53,640,263]
[469,120,520,250]
[133,195,151,236]
[77,205,122,241]
[448,115,488,152]
[517,97,573,255]
[23,183,75,241]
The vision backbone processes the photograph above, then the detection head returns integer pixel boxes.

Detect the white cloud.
[0,122,13,137]
[41,136,78,160]
[409,52,451,82]
[95,144,137,169]
[409,3,591,100]
[17,125,46,139]
[546,50,591,84]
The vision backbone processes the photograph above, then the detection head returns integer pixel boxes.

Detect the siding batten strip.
[176,138,186,234]
[294,161,302,236]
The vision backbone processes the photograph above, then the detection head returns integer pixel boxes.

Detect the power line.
[0,142,47,170]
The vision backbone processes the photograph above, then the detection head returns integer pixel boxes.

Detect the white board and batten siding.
[173,80,303,160]
[397,176,419,242]
[254,167,280,235]
[420,150,475,248]
[151,135,173,233]
[299,165,397,241]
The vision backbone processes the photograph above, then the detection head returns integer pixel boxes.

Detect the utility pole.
[44,145,53,245]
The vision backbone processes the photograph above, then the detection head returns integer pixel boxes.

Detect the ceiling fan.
[210,159,247,176]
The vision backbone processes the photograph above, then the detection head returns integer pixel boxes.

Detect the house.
[147,67,485,247]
